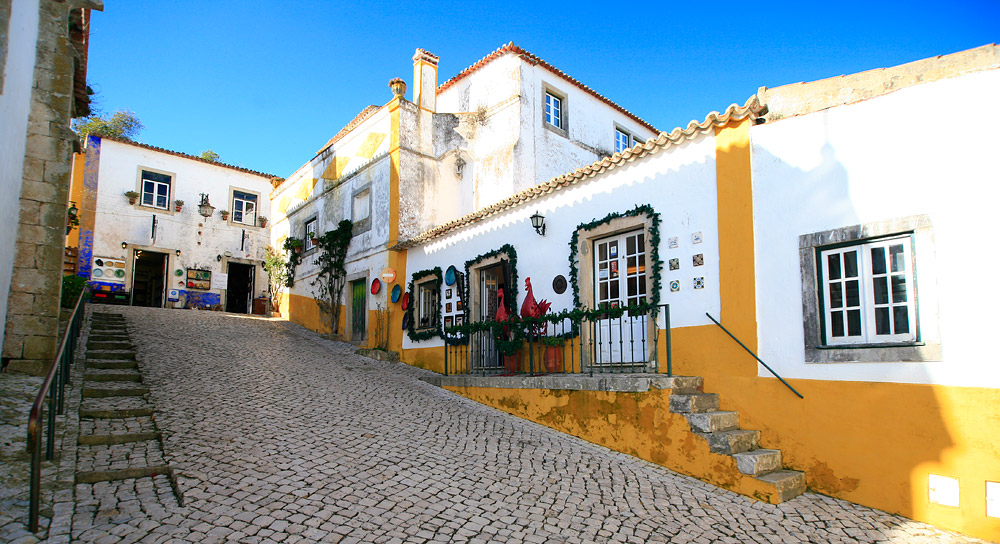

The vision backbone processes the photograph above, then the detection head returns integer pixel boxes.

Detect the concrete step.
[87,340,133,350]
[84,371,142,382]
[733,449,782,476]
[79,432,161,446]
[87,360,139,370]
[88,333,130,342]
[649,375,703,394]
[76,466,171,485]
[684,411,739,433]
[85,350,136,360]
[669,393,719,414]
[696,429,759,454]
[80,407,154,419]
[82,385,149,398]
[756,470,806,503]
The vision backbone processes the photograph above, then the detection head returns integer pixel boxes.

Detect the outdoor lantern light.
[197,193,215,218]
[217,254,222,262]
[530,211,546,236]
[121,241,127,249]
[175,250,181,256]
[67,202,78,219]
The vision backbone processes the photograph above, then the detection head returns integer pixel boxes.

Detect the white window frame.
[139,169,172,210]
[415,277,440,330]
[615,128,637,154]
[819,236,916,345]
[303,217,318,252]
[231,190,258,226]
[545,92,563,129]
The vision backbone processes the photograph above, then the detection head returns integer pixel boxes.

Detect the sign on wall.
[186,269,212,290]
[91,257,126,283]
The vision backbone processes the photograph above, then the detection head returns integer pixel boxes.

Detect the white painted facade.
[81,137,274,310]
[751,68,1000,388]
[0,0,41,350]
[404,132,722,351]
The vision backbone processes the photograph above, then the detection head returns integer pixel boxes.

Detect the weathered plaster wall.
[0,0,41,356]
[80,137,273,309]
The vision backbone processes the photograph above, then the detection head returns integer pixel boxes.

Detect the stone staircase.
[73,312,181,534]
[666,375,805,503]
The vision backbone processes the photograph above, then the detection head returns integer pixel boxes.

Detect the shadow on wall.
[715,128,980,535]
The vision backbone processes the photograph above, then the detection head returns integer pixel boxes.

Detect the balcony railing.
[443,303,670,377]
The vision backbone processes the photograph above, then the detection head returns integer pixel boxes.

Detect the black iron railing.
[705,312,803,399]
[26,288,87,532]
[444,304,670,377]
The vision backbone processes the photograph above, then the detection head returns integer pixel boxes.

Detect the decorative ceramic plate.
[93,269,103,277]
[445,265,458,286]
[401,292,410,310]
[371,278,381,295]
[401,313,410,330]
[94,259,104,266]
[552,275,567,294]
[391,284,402,303]
[104,269,114,277]
[115,269,126,278]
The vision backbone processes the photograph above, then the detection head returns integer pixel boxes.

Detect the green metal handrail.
[705,312,803,399]
[26,288,87,533]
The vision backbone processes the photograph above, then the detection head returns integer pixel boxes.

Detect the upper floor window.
[819,236,915,345]
[545,92,563,129]
[140,170,171,209]
[304,217,318,251]
[352,187,371,234]
[232,190,258,225]
[615,128,637,153]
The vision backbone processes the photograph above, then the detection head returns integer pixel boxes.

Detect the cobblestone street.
[39,307,992,543]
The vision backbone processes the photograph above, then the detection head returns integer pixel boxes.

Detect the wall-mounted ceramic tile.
[693,277,705,289]
[692,232,703,244]
[668,237,679,249]
[670,280,680,292]
[693,254,704,266]
[669,258,680,270]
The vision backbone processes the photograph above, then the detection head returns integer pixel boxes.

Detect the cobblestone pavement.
[60,307,989,543]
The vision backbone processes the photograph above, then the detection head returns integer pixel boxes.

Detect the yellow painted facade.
[66,152,86,248]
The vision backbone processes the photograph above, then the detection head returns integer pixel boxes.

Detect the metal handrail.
[705,312,803,399]
[26,288,87,533]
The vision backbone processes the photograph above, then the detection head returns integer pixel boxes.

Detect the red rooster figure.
[520,277,550,319]
[495,289,509,324]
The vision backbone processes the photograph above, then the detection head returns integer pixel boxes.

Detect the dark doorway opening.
[131,250,167,307]
[226,262,255,314]
[351,279,366,341]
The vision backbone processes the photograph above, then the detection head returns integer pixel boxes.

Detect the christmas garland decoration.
[568,204,662,317]
[406,266,443,342]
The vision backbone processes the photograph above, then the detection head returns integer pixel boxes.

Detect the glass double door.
[593,231,647,365]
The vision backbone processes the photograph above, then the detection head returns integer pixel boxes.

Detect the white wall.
[752,69,1000,387]
[404,133,720,350]
[91,138,274,306]
[0,0,40,349]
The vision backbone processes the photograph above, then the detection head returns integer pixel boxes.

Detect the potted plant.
[258,216,268,227]
[308,231,319,245]
[124,190,139,205]
[284,237,303,254]
[219,209,230,220]
[174,199,184,212]
[541,336,565,373]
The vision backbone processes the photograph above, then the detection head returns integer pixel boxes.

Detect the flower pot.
[311,238,320,246]
[503,352,521,374]
[259,220,267,227]
[220,213,229,220]
[128,198,137,205]
[175,206,182,212]
[545,346,563,373]
[294,246,302,254]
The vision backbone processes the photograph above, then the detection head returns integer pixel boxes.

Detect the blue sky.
[85,1,998,177]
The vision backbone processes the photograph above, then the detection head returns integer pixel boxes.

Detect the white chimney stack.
[412,48,440,113]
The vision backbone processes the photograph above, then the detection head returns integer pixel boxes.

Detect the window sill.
[543,122,568,139]
[806,341,941,363]
[817,341,925,350]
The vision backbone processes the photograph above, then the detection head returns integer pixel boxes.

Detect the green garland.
[568,204,662,317]
[406,266,443,342]
[461,242,518,322]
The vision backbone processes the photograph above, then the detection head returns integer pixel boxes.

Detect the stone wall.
[3,0,99,375]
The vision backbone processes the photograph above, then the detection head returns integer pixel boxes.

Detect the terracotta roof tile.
[316,105,382,155]
[98,136,283,185]
[397,95,765,249]
[439,42,659,134]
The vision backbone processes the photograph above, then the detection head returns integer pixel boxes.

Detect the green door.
[352,280,366,340]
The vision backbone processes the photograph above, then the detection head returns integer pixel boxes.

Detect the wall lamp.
[121,241,127,249]
[175,250,181,256]
[217,254,222,262]
[530,211,546,236]
[198,193,215,218]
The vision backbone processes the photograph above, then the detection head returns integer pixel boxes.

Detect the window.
[545,92,563,129]
[232,190,258,225]
[416,279,440,330]
[615,128,641,154]
[140,170,171,209]
[352,186,371,234]
[304,218,317,251]
[819,236,915,345]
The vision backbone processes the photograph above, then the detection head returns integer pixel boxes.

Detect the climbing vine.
[310,219,353,335]
[281,237,303,287]
[406,266,443,342]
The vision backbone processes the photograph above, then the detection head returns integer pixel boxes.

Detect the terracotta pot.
[128,198,137,205]
[175,206,182,212]
[503,352,521,373]
[545,346,563,373]
[294,246,302,254]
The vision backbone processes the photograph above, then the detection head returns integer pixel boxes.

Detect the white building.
[69,135,278,312]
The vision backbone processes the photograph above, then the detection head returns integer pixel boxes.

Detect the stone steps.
[668,378,805,503]
[86,360,139,370]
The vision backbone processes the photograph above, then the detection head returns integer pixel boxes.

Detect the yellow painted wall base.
[667,327,1000,541]
[401,345,445,374]
[446,385,789,504]
[283,293,347,335]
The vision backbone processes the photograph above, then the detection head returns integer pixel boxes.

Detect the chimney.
[412,48,440,113]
